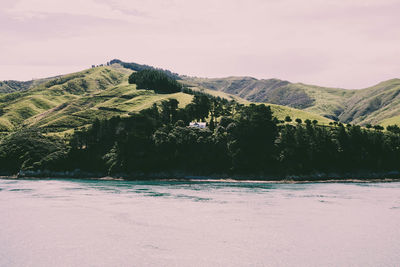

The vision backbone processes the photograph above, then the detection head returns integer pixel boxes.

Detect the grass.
[269,104,332,125]
[188,86,332,124]
[338,79,400,125]
[0,117,14,131]
[0,65,196,132]
[184,76,400,126]
[380,115,400,127]
[0,66,129,131]
[183,77,354,119]
[0,64,336,134]
[292,83,356,118]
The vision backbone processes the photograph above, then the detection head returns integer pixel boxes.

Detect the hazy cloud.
[5,0,143,21]
[0,0,399,88]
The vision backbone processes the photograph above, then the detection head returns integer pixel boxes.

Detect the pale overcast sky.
[0,0,399,88]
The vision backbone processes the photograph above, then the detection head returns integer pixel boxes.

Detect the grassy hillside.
[338,79,400,125]
[0,64,192,133]
[3,59,399,132]
[0,62,333,134]
[185,77,316,109]
[291,83,356,120]
[184,76,400,126]
[0,80,34,93]
[183,77,354,120]
[186,84,332,125]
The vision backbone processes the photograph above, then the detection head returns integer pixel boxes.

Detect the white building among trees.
[189,122,207,128]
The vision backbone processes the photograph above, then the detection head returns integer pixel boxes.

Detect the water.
[1,179,400,267]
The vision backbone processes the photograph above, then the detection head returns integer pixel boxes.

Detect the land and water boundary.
[3,169,400,183]
[2,67,400,180]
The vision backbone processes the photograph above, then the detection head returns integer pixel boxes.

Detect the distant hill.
[0,80,33,93]
[183,76,400,126]
[0,77,54,94]
[338,79,400,126]
[2,59,398,132]
[184,83,332,125]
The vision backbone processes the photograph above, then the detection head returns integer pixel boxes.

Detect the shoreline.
[2,171,400,184]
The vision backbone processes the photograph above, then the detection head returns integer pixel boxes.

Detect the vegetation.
[0,128,66,174]
[110,59,180,79]
[0,66,193,133]
[0,76,58,94]
[182,83,332,125]
[0,62,330,133]
[128,69,182,93]
[64,100,400,177]
[2,60,400,179]
[0,80,33,93]
[2,91,400,178]
[184,76,400,126]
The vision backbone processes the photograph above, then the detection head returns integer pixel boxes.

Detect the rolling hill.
[0,64,193,133]
[2,59,398,133]
[0,77,55,94]
[0,62,331,134]
[183,76,400,126]
[185,84,332,125]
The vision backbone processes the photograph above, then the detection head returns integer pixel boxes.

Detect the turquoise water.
[1,179,400,266]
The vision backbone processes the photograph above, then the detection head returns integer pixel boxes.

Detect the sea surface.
[1,179,400,267]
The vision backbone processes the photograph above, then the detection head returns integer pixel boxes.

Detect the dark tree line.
[0,129,67,174]
[128,69,182,94]
[110,59,180,79]
[2,88,400,178]
[57,96,400,177]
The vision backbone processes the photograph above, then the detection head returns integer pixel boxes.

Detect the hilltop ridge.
[1,59,399,130]
[0,64,193,132]
[183,75,400,126]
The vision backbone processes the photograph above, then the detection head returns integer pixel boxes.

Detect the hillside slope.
[0,77,55,94]
[186,84,332,124]
[184,76,400,126]
[338,79,400,125]
[184,77,355,120]
[0,64,192,132]
[0,62,332,133]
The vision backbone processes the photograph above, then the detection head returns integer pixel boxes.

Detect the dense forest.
[128,69,182,93]
[2,96,400,178]
[110,59,180,79]
[1,70,400,179]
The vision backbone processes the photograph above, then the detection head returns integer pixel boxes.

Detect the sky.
[0,0,399,89]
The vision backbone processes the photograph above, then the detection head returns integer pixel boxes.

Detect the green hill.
[338,79,400,125]
[184,76,400,126]
[185,84,332,125]
[0,64,192,133]
[0,77,55,94]
[0,62,332,133]
[183,77,354,117]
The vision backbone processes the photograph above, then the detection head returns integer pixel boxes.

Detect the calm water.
[1,179,400,267]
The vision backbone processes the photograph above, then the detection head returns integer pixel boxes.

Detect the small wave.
[173,194,211,202]
[318,200,332,204]
[301,194,326,198]
[91,186,121,194]
[135,188,150,191]
[9,188,33,192]
[63,187,88,191]
[147,192,171,197]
